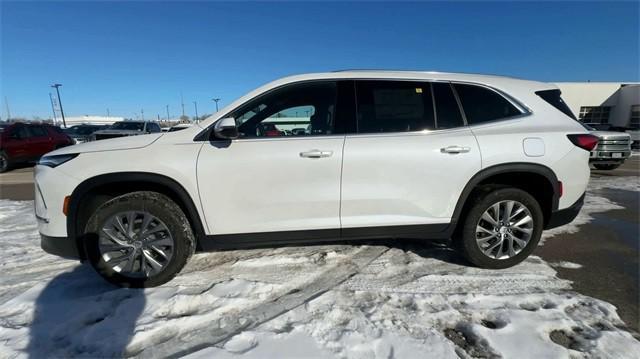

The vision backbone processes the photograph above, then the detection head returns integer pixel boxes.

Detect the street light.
[48,93,58,124]
[212,98,221,112]
[166,105,170,121]
[51,84,66,128]
[193,101,199,122]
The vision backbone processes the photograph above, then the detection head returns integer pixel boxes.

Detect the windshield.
[110,122,145,131]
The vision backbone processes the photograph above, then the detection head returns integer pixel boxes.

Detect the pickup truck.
[584,125,632,170]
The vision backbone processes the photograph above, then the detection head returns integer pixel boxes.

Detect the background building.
[59,115,125,127]
[554,82,639,129]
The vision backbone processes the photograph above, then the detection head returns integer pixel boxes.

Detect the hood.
[48,133,163,156]
[589,130,631,140]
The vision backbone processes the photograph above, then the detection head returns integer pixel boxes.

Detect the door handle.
[300,150,333,158]
[441,145,471,154]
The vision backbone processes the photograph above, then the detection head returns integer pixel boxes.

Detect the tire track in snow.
[135,245,389,358]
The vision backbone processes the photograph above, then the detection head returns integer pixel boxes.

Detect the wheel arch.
[451,163,560,231]
[67,172,206,259]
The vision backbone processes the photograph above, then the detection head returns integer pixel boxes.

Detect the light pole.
[51,84,66,128]
[48,93,58,124]
[107,108,110,117]
[166,105,170,121]
[193,101,199,122]
[212,98,221,112]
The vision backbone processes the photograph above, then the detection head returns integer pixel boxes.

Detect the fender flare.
[67,172,207,258]
[449,162,560,226]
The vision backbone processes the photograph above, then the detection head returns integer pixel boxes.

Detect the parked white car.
[35,71,596,287]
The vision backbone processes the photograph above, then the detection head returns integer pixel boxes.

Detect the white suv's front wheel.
[84,191,195,287]
[456,187,544,269]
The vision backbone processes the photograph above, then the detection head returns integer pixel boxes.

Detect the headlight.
[38,154,79,168]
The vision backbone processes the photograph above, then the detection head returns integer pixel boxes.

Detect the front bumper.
[589,150,630,162]
[41,234,80,259]
[545,192,585,229]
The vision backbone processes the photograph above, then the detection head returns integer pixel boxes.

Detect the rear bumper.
[545,192,585,229]
[41,234,80,259]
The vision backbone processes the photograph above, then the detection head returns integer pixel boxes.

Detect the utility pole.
[49,93,58,124]
[180,92,185,117]
[193,101,199,123]
[4,96,11,120]
[107,108,110,117]
[166,105,170,120]
[51,84,66,128]
[212,98,221,112]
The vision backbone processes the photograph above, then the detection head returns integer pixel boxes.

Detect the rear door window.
[11,126,30,139]
[29,126,48,137]
[454,84,521,124]
[355,81,435,133]
[432,82,465,129]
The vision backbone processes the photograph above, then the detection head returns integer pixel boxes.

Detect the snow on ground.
[0,177,639,358]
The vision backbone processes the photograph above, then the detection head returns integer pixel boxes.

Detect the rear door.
[340,80,481,234]
[27,125,54,158]
[4,125,31,161]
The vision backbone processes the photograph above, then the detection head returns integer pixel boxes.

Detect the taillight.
[567,134,598,151]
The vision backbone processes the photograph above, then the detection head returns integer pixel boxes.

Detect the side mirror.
[213,117,238,140]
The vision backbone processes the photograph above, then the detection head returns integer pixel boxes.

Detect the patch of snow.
[186,330,332,359]
[223,332,258,353]
[549,261,583,269]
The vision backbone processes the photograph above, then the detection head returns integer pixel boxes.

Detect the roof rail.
[331,69,435,73]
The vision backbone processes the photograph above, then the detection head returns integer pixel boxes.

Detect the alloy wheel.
[475,200,533,260]
[99,211,174,278]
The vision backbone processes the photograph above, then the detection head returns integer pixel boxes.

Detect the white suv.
[35,71,597,287]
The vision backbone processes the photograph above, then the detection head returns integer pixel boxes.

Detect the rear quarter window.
[535,89,576,120]
[454,84,521,125]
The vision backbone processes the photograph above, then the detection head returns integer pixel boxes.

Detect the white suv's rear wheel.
[456,187,543,269]
[84,191,195,287]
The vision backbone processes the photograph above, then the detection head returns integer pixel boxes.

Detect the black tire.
[84,191,195,288]
[593,163,620,171]
[0,151,10,173]
[455,187,544,269]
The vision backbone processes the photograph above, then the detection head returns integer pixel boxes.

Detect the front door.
[197,81,346,236]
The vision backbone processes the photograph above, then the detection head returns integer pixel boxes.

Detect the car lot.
[0,157,638,357]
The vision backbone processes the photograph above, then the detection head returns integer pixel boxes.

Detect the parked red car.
[0,122,74,173]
